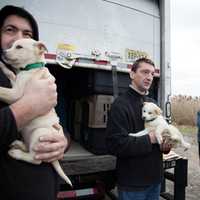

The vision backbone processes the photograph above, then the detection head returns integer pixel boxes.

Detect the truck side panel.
[0,0,161,68]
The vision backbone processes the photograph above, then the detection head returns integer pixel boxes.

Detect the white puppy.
[129,102,190,150]
[0,38,72,186]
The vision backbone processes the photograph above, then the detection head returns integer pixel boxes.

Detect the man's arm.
[106,102,156,157]
[10,68,68,161]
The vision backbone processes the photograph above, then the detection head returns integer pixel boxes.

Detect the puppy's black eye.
[16,45,23,49]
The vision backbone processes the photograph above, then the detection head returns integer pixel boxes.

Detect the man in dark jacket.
[0,5,69,200]
[106,58,171,200]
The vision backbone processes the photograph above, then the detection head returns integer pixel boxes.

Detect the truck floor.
[61,141,116,175]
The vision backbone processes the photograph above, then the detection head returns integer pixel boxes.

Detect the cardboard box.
[88,95,114,128]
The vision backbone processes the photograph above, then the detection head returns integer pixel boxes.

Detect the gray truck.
[1,0,175,199]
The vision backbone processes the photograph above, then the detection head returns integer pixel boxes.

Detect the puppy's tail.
[52,160,72,187]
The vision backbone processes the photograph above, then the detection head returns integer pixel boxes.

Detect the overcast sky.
[171,0,200,96]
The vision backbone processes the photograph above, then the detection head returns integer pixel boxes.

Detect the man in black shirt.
[106,58,171,200]
[0,5,69,200]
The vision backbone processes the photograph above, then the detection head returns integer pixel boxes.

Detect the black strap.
[112,64,119,99]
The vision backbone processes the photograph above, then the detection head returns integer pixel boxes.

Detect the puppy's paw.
[129,133,135,137]
[7,71,16,82]
[8,149,42,164]
[10,140,27,151]
[8,149,24,160]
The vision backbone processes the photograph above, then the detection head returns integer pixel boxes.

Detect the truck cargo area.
[49,64,120,199]
[61,141,116,176]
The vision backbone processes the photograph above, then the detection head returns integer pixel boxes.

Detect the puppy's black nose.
[142,116,146,120]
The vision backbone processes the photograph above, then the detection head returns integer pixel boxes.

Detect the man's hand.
[148,131,158,144]
[160,138,172,154]
[23,68,57,116]
[11,68,57,130]
[33,133,69,163]
[33,124,69,162]
[149,131,172,153]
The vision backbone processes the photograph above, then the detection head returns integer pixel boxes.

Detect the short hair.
[0,5,39,41]
[131,57,155,72]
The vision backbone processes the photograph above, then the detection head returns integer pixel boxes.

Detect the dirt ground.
[163,133,200,200]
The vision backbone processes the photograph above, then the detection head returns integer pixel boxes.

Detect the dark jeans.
[118,183,161,200]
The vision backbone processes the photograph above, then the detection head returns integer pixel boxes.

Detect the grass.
[171,95,200,127]
[176,125,197,135]
[171,95,200,136]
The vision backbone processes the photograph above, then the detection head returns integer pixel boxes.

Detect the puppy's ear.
[142,102,147,107]
[35,42,48,55]
[155,106,162,115]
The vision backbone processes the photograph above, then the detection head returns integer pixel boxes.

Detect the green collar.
[23,62,45,70]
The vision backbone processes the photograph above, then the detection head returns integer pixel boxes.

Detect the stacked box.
[74,95,113,154]
[88,95,114,128]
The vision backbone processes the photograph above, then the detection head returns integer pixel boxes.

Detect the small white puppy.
[0,38,72,186]
[129,102,190,150]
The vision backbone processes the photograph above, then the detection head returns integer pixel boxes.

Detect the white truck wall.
[159,0,171,114]
[0,0,161,68]
[0,0,171,110]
